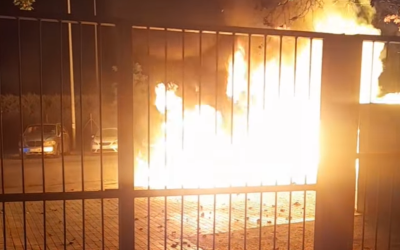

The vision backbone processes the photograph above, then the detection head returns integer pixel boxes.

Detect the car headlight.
[43,140,56,146]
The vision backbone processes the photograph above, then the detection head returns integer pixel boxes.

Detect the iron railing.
[0,12,399,250]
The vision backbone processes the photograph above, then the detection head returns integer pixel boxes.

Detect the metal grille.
[356,40,400,250]
[129,26,322,250]
[1,11,399,250]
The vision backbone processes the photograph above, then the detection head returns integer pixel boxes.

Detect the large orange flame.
[135,12,387,189]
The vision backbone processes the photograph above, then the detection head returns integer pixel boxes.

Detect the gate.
[356,39,400,250]
[0,7,398,250]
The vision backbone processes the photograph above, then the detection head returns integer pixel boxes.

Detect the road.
[0,153,119,193]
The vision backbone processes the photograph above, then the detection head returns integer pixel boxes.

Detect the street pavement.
[0,154,317,250]
[0,153,118,194]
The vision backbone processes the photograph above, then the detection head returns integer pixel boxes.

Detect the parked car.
[19,123,71,157]
[91,128,118,153]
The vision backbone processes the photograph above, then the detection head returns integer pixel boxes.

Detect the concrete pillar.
[314,35,363,250]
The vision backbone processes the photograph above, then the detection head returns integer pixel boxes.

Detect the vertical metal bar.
[212,194,217,250]
[164,197,168,250]
[244,192,248,248]
[164,28,168,250]
[273,190,278,250]
[215,32,219,143]
[197,31,203,250]
[147,27,151,191]
[293,37,298,97]
[386,44,393,250]
[374,167,381,250]
[181,30,185,182]
[0,21,6,250]
[258,192,263,250]
[228,194,232,250]
[230,34,235,146]
[38,19,47,250]
[95,24,103,190]
[302,190,307,249]
[288,190,293,250]
[308,38,313,99]
[369,42,376,102]
[361,164,368,250]
[244,34,252,250]
[95,23,105,250]
[288,36,298,250]
[17,17,27,250]
[180,29,185,250]
[228,34,235,250]
[147,196,151,250]
[180,196,184,250]
[212,31,218,250]
[273,36,281,249]
[246,34,251,136]
[387,165,395,250]
[303,38,312,250]
[197,196,200,250]
[263,35,267,111]
[1,201,4,250]
[79,22,85,192]
[59,20,67,250]
[147,27,151,250]
[164,27,168,189]
[278,36,283,97]
[199,30,203,116]
[78,22,86,250]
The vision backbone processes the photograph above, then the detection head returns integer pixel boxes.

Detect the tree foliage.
[14,0,35,10]
[254,0,324,27]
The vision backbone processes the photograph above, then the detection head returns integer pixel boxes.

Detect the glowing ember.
[135,11,388,189]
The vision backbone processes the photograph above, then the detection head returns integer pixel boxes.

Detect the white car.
[91,128,118,153]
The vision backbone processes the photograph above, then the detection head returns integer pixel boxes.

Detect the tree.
[384,13,400,27]
[14,0,35,10]
[255,0,324,27]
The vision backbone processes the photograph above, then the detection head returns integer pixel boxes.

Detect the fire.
[135,11,387,189]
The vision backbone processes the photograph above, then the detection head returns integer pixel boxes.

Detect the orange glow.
[135,12,387,189]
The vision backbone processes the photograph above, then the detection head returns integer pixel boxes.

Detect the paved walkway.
[0,192,316,250]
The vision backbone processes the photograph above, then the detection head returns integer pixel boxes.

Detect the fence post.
[314,35,363,250]
[115,16,135,250]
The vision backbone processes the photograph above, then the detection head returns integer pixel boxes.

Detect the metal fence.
[1,11,400,250]
[354,40,400,250]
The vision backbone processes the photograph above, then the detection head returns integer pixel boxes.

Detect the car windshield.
[98,129,117,137]
[25,125,56,134]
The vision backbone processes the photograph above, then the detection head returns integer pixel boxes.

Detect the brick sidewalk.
[0,192,316,250]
